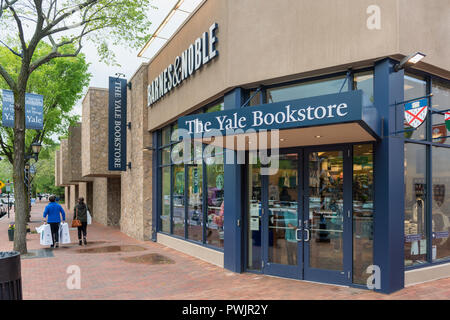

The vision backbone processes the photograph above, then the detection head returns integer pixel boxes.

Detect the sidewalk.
[0,200,449,300]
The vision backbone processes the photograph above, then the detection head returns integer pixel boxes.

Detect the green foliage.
[32,145,64,196]
[0,42,91,162]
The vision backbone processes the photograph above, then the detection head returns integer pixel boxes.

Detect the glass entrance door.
[262,153,301,279]
[249,147,352,284]
[303,147,352,284]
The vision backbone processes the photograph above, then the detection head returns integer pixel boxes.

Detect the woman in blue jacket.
[43,195,66,248]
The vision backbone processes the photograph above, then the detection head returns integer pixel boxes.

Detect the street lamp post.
[25,142,42,222]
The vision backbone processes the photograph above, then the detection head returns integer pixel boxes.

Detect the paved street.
[1,200,449,300]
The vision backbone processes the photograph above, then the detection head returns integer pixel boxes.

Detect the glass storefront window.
[248,90,262,107]
[206,102,224,113]
[172,164,185,237]
[404,74,427,141]
[187,163,203,242]
[404,143,427,266]
[206,154,224,248]
[266,76,346,103]
[353,72,374,104]
[431,80,450,144]
[247,158,262,270]
[161,166,171,233]
[353,144,374,284]
[161,126,171,146]
[268,154,298,266]
[432,147,450,262]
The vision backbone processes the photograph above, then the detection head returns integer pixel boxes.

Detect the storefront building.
[57,0,450,294]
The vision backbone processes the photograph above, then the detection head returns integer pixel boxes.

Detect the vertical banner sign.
[2,89,44,129]
[108,77,127,171]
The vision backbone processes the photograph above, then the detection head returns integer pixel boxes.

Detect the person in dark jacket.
[43,195,66,248]
[73,197,90,245]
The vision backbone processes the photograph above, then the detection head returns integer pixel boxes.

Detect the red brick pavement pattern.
[1,200,449,300]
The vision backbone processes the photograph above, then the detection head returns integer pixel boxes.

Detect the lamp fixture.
[31,141,42,155]
[394,52,426,72]
[315,135,322,138]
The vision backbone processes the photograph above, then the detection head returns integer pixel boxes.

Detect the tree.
[0,0,152,253]
[32,144,64,197]
[0,42,91,163]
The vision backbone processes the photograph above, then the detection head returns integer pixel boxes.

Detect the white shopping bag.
[87,210,92,225]
[38,224,53,246]
[58,222,71,244]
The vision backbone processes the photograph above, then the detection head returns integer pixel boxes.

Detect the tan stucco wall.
[64,186,70,211]
[69,184,79,216]
[147,0,450,130]
[120,64,153,241]
[91,177,120,227]
[54,150,61,187]
[60,139,71,186]
[69,124,92,183]
[92,177,108,225]
[81,88,121,178]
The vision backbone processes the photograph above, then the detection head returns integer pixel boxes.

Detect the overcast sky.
[73,0,192,118]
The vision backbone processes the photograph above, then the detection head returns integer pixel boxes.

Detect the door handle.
[304,228,310,242]
[295,228,302,242]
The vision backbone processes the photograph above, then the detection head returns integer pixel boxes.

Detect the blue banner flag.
[1,89,44,130]
[108,77,127,171]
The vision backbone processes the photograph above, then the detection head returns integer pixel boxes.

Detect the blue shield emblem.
[405,98,428,129]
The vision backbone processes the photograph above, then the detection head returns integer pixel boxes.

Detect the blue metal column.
[223,88,244,272]
[373,58,405,293]
[151,131,159,242]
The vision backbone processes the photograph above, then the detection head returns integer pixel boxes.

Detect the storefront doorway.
[247,146,353,285]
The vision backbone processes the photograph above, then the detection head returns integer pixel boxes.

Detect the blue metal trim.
[151,131,159,241]
[223,87,244,273]
[426,78,433,263]
[373,58,405,294]
[202,146,208,244]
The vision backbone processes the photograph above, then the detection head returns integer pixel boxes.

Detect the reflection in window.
[248,90,262,107]
[404,143,427,266]
[353,72,374,104]
[432,147,450,262]
[431,80,450,144]
[308,151,344,271]
[206,154,224,248]
[161,166,171,233]
[187,163,203,242]
[172,164,185,237]
[404,74,427,141]
[268,154,298,266]
[206,102,224,113]
[267,76,346,103]
[247,158,262,270]
[353,144,374,284]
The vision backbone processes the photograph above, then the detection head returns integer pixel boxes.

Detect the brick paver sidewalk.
[0,200,449,300]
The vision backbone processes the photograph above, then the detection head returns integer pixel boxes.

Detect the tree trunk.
[13,89,28,254]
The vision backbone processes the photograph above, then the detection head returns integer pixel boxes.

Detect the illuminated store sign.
[147,23,219,107]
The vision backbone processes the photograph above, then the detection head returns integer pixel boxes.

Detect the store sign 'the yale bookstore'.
[108,77,127,171]
[178,90,378,138]
[147,23,219,107]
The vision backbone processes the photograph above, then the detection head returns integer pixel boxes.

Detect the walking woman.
[43,195,66,248]
[73,197,89,245]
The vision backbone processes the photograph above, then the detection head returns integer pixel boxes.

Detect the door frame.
[261,150,303,279]
[302,145,353,285]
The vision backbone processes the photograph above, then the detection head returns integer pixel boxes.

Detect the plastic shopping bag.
[58,222,71,244]
[38,224,53,246]
[87,210,92,225]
